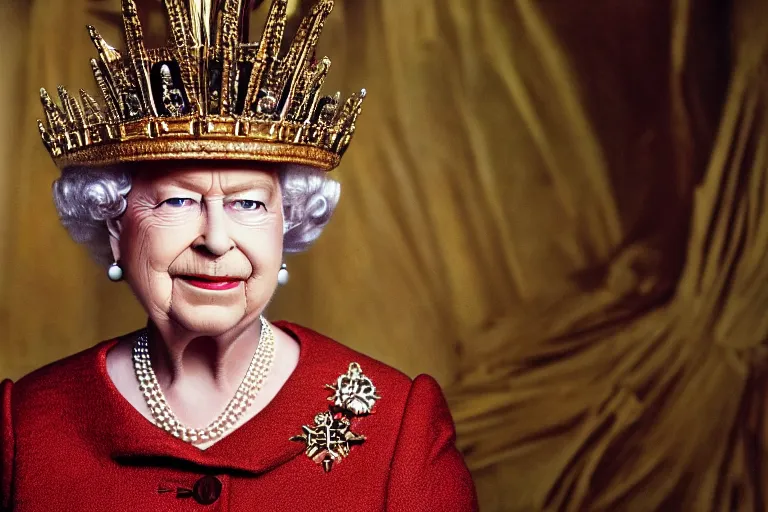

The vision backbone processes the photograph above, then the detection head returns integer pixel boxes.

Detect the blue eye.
[161,198,195,208]
[233,200,266,211]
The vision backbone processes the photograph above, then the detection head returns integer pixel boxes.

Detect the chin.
[170,305,246,336]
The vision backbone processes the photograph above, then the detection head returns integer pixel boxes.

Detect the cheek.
[120,214,199,313]
[235,215,284,278]
[123,214,198,272]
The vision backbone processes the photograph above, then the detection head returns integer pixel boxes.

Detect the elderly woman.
[0,0,477,510]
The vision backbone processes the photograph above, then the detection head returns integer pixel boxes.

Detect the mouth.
[175,274,244,291]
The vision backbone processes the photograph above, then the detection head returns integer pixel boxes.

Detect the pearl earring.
[278,263,289,286]
[108,262,123,282]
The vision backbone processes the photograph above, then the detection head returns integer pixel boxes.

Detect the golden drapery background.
[1,0,767,509]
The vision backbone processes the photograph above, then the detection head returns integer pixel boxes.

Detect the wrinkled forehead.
[129,160,281,193]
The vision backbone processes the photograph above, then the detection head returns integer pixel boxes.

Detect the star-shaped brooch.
[290,411,366,473]
[291,362,380,472]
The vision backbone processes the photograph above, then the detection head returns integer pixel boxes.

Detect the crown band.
[53,137,341,172]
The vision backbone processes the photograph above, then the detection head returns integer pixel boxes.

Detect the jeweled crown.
[37,0,366,172]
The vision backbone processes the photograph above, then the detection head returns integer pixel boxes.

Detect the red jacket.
[0,322,477,511]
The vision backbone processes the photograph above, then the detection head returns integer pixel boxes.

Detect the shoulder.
[0,342,114,510]
[386,376,478,510]
[13,340,116,405]
[275,320,414,397]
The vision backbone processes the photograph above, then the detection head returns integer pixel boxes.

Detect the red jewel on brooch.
[291,363,380,472]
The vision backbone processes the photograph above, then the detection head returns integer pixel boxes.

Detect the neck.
[146,316,264,395]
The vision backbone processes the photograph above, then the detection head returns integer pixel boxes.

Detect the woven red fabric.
[0,379,12,511]
[0,322,477,511]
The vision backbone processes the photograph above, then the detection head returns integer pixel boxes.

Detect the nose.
[194,199,235,256]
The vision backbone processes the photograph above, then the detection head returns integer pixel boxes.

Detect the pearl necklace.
[132,316,276,445]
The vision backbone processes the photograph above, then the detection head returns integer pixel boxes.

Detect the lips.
[176,274,244,291]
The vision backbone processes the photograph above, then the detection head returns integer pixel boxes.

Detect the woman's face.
[110,163,284,336]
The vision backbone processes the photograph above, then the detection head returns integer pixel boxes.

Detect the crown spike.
[163,0,200,111]
[163,0,196,47]
[257,0,288,64]
[279,1,334,120]
[242,0,288,115]
[294,56,331,122]
[286,1,335,68]
[189,0,215,46]
[187,0,217,116]
[214,0,239,49]
[90,59,121,123]
[332,88,366,154]
[121,0,157,116]
[58,86,86,129]
[38,119,62,157]
[336,88,366,126]
[87,26,126,117]
[40,88,68,135]
[87,25,122,64]
[80,89,106,126]
[216,0,246,114]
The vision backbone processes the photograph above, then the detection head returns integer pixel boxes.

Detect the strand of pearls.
[132,316,276,444]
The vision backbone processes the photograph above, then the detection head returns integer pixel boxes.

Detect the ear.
[106,218,123,263]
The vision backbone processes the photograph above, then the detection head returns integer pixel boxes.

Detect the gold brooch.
[291,362,379,472]
[326,362,381,415]
[290,411,366,473]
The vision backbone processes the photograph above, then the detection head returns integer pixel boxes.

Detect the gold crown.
[37,0,366,172]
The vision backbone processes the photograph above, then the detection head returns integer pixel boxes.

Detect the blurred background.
[1,0,768,510]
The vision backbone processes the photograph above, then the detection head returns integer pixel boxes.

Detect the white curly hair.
[52,164,341,266]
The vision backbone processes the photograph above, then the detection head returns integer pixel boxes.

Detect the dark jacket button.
[193,475,222,505]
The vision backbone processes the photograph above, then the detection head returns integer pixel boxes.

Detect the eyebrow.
[160,174,277,195]
[222,176,277,195]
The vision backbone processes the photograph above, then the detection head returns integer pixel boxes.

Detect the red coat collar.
[86,321,325,474]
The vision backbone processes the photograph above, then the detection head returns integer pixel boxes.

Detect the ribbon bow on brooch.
[291,362,381,472]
